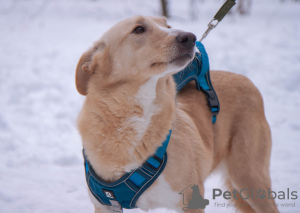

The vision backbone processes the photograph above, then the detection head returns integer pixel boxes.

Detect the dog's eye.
[133,26,145,34]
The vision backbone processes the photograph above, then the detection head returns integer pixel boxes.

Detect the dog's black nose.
[176,32,196,49]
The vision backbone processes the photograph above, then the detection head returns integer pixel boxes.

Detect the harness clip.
[199,0,236,42]
[205,90,220,115]
[200,19,218,42]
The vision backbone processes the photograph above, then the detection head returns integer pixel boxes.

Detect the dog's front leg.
[94,205,112,213]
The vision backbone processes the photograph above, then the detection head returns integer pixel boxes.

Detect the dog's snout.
[176,32,196,49]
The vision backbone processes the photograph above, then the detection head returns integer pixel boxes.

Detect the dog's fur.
[75,15,279,213]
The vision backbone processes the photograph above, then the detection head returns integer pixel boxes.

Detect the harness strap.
[83,130,172,210]
[173,41,220,123]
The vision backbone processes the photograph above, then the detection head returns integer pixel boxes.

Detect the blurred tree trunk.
[237,0,252,15]
[161,0,169,18]
[190,0,199,20]
[190,0,207,20]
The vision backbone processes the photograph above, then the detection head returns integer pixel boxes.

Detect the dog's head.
[76,15,196,95]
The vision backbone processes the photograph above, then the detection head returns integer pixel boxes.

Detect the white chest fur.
[130,75,161,142]
[137,175,182,212]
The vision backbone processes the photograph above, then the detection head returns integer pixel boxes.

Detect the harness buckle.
[109,200,123,213]
[205,90,219,115]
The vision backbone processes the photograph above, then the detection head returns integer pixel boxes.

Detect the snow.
[0,0,299,212]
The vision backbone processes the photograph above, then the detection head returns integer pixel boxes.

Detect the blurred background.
[0,0,299,212]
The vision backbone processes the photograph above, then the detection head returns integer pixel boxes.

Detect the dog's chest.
[136,175,182,211]
[129,76,160,142]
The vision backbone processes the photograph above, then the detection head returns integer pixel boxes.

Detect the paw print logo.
[102,189,116,199]
[256,189,266,199]
[105,192,113,198]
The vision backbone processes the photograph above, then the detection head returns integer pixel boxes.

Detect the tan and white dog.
[75,15,279,213]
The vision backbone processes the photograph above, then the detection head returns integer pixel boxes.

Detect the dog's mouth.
[169,53,194,66]
[151,52,195,68]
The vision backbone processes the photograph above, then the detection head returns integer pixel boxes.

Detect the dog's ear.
[75,49,93,95]
[75,42,106,95]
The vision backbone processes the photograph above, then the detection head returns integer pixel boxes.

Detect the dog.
[75,15,279,213]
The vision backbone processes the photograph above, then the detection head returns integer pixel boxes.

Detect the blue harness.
[83,41,219,212]
[173,41,220,123]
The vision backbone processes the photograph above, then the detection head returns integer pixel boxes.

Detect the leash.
[174,0,236,123]
[200,0,236,42]
[174,1,236,123]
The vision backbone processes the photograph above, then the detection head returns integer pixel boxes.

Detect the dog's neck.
[78,75,176,182]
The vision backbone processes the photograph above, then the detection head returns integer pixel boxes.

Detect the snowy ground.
[0,0,300,212]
